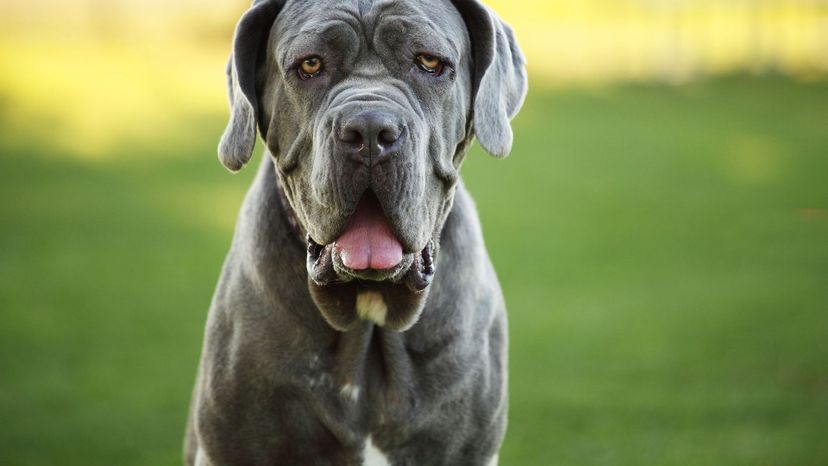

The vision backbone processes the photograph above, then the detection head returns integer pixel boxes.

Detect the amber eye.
[298,56,323,79]
[416,54,444,75]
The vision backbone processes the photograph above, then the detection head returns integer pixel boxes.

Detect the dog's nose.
[337,111,405,163]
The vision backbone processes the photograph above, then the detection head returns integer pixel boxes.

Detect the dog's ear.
[452,1,528,158]
[218,0,284,172]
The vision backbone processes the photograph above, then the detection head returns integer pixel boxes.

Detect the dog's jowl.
[185,0,526,464]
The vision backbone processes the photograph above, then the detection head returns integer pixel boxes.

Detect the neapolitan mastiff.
[185,0,527,464]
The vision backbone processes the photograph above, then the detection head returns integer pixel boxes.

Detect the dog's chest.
[292,328,471,461]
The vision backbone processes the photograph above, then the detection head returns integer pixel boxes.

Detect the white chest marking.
[356,291,388,326]
[487,454,499,466]
[363,436,392,466]
[194,447,207,466]
[340,382,360,403]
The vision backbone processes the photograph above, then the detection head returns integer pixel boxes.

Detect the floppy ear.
[452,0,528,158]
[218,0,284,172]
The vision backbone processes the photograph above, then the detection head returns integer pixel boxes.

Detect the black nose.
[337,111,406,163]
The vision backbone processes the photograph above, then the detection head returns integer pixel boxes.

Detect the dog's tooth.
[422,253,433,266]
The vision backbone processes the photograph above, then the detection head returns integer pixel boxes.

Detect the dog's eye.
[298,57,323,80]
[416,54,444,75]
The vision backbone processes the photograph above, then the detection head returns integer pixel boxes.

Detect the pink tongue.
[335,194,403,271]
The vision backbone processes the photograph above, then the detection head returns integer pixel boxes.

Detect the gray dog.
[184,0,526,464]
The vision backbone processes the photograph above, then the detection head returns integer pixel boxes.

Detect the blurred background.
[1,0,827,464]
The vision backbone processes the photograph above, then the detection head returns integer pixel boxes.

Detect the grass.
[1,76,827,465]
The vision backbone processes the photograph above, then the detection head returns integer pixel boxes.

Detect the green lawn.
[1,76,827,465]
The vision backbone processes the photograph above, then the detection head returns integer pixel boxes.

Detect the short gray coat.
[185,0,527,464]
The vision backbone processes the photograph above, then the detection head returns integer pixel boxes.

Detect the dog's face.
[264,0,472,279]
[219,0,526,331]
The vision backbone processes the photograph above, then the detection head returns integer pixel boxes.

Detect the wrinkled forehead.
[272,0,469,65]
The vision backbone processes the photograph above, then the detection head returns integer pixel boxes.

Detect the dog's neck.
[227,155,496,422]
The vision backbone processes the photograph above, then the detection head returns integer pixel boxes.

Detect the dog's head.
[218,0,526,331]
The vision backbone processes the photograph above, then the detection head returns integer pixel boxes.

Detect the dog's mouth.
[335,191,404,271]
[306,192,435,291]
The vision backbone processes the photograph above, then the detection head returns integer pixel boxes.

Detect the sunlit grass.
[0,40,227,158]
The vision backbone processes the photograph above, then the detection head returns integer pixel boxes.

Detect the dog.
[184,0,526,464]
